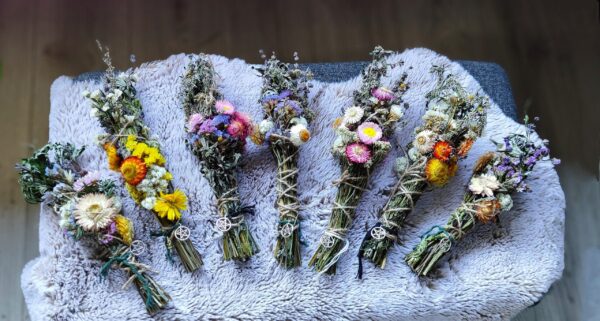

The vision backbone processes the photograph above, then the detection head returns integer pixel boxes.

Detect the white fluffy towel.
[21,48,565,320]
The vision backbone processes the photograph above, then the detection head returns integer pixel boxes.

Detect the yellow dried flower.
[114,214,134,245]
[153,189,187,221]
[425,158,458,187]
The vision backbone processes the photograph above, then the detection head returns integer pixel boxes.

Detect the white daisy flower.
[289,124,311,146]
[413,130,437,154]
[343,106,364,124]
[74,193,118,232]
[469,174,500,197]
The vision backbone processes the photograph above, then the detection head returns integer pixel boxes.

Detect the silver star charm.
[215,217,232,232]
[370,226,387,241]
[279,223,295,238]
[130,240,146,256]
[173,225,191,241]
[320,235,336,248]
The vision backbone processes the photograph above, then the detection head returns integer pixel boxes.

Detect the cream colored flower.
[413,130,437,154]
[343,106,364,125]
[389,105,404,120]
[469,174,500,197]
[290,124,311,146]
[259,119,275,134]
[74,193,119,232]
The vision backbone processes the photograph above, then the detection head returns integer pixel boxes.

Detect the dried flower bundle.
[357,67,489,277]
[253,52,313,268]
[16,143,170,314]
[405,118,559,276]
[86,47,203,272]
[181,55,258,261]
[308,46,409,274]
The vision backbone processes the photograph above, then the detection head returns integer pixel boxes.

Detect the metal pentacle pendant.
[279,223,295,238]
[130,240,146,256]
[215,217,232,232]
[320,235,336,248]
[174,225,191,241]
[370,226,387,240]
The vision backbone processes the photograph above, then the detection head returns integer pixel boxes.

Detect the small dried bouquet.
[181,55,258,261]
[405,119,559,276]
[357,67,488,277]
[309,46,409,274]
[253,52,313,268]
[86,48,203,272]
[16,143,170,313]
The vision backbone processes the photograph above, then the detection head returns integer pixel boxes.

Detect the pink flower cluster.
[187,100,253,141]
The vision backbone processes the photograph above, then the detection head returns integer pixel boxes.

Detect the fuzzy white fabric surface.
[22,48,565,320]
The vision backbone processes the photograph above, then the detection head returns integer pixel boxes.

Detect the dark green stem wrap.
[100,245,171,314]
[271,136,302,268]
[308,163,369,274]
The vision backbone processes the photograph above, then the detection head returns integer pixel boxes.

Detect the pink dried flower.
[215,100,236,115]
[372,87,395,101]
[227,119,246,139]
[73,171,101,192]
[357,122,383,144]
[346,143,371,164]
[187,113,204,133]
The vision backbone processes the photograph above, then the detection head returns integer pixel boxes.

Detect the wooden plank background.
[0,0,597,320]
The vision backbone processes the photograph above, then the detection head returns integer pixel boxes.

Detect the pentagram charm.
[215,217,232,232]
[173,225,191,241]
[320,235,336,248]
[279,223,295,238]
[370,226,387,240]
[130,240,146,256]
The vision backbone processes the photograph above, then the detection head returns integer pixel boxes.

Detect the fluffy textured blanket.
[22,48,565,320]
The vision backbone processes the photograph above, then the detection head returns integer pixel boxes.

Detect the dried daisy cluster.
[253,52,313,268]
[308,46,409,274]
[357,67,489,277]
[16,143,170,314]
[181,55,258,261]
[405,119,560,276]
[85,48,203,272]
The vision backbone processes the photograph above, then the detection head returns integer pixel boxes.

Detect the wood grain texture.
[0,0,597,320]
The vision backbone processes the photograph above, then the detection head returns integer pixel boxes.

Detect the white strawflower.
[74,193,118,232]
[413,130,437,154]
[259,119,275,134]
[343,106,364,124]
[389,105,404,120]
[90,89,101,100]
[141,197,157,210]
[469,174,500,197]
[289,124,311,146]
[290,117,308,127]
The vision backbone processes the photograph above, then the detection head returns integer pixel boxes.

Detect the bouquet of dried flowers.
[308,46,409,274]
[405,118,560,276]
[85,48,202,272]
[253,52,313,268]
[16,143,170,314]
[181,55,258,261]
[357,66,488,277]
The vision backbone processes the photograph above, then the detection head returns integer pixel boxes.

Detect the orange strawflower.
[432,141,453,161]
[120,156,147,186]
[457,139,474,157]
[475,200,501,224]
[103,143,122,171]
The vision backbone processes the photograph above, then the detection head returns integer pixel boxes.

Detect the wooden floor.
[0,0,598,320]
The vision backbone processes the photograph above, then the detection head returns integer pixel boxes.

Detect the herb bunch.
[16,143,170,314]
[181,55,258,261]
[85,47,203,272]
[308,46,409,274]
[253,52,313,268]
[357,67,488,277]
[405,120,559,276]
